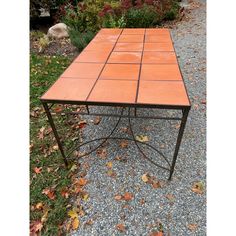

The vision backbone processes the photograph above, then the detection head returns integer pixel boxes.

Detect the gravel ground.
[71,0,206,235]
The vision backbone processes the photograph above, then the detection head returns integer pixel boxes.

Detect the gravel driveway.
[71,0,206,235]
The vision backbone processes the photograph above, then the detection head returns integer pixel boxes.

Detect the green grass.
[30,54,75,235]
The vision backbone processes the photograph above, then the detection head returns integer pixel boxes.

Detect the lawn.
[30,54,79,235]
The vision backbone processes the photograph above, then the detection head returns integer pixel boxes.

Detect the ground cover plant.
[30,54,91,235]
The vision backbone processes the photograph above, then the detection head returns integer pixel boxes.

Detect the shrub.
[125,4,160,28]
[102,14,126,28]
[163,1,180,20]
[69,30,95,51]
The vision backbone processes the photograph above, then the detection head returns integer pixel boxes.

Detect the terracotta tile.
[75,51,111,63]
[145,34,172,43]
[93,34,119,43]
[118,34,144,43]
[99,28,122,35]
[142,52,177,64]
[140,64,182,81]
[99,64,139,80]
[84,42,114,52]
[145,28,170,35]
[88,80,137,103]
[137,81,190,106]
[41,78,96,101]
[144,42,174,51]
[114,43,143,52]
[61,63,104,79]
[108,52,142,63]
[122,28,145,34]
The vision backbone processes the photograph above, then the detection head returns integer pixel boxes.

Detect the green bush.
[125,4,160,28]
[102,14,126,28]
[69,30,95,51]
[163,1,179,20]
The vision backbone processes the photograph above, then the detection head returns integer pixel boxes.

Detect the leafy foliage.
[69,30,95,51]
[125,4,160,28]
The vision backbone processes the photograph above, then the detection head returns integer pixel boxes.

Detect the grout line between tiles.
[85,29,124,101]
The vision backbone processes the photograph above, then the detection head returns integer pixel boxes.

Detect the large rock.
[47,23,69,39]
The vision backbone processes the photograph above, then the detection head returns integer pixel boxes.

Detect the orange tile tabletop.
[41,28,190,108]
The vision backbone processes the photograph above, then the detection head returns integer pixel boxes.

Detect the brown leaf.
[34,167,42,174]
[30,143,34,153]
[78,120,87,129]
[191,181,204,194]
[35,202,43,210]
[42,188,55,200]
[119,140,129,148]
[96,148,107,159]
[93,116,101,125]
[54,105,63,113]
[38,126,45,140]
[187,223,198,231]
[30,220,43,234]
[140,198,145,205]
[166,194,175,202]
[114,195,122,201]
[150,232,163,236]
[72,217,80,230]
[78,178,87,186]
[85,219,93,225]
[123,192,133,201]
[152,181,161,189]
[141,174,149,183]
[61,189,69,199]
[116,223,126,232]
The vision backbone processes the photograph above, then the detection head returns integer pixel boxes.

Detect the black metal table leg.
[168,107,190,180]
[42,102,68,166]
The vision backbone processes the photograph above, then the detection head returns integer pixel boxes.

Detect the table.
[40,28,191,180]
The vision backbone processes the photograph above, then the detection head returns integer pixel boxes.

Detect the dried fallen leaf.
[41,209,49,223]
[72,217,80,230]
[38,126,45,140]
[42,188,55,200]
[187,223,198,231]
[114,195,122,201]
[136,135,149,142]
[93,116,101,125]
[34,167,42,174]
[119,140,129,148]
[52,145,58,151]
[35,202,43,210]
[96,148,107,159]
[68,210,78,219]
[85,219,93,225]
[78,120,87,129]
[106,161,113,169]
[123,192,133,201]
[30,143,34,153]
[116,223,125,232]
[83,194,89,201]
[61,189,69,199]
[141,174,149,183]
[166,194,175,202]
[107,169,116,178]
[78,178,87,186]
[150,231,163,236]
[30,220,43,234]
[152,181,161,189]
[191,181,204,194]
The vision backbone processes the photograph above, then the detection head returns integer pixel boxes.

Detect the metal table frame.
[41,99,190,180]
